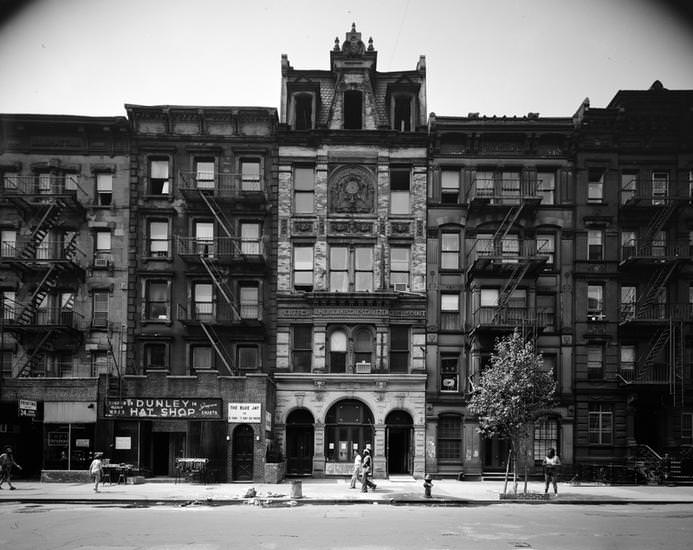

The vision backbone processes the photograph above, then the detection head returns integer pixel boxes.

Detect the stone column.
[413,424,426,478]
[312,421,325,477]
[373,423,386,479]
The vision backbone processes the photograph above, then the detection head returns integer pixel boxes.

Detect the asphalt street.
[1,502,692,550]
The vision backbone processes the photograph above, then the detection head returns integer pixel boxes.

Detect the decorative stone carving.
[293,220,314,234]
[329,166,375,214]
[329,220,374,235]
[390,222,411,235]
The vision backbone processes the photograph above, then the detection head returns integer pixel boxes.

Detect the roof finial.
[351,22,356,32]
[368,37,374,51]
[334,37,340,51]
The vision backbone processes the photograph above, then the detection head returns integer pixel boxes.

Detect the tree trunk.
[503,448,512,495]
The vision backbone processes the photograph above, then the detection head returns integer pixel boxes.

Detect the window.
[239,284,259,319]
[194,221,214,256]
[652,171,669,205]
[440,353,459,392]
[144,280,169,320]
[480,288,499,308]
[344,90,363,129]
[588,170,604,203]
[329,329,347,373]
[441,170,460,204]
[620,171,637,204]
[194,158,215,190]
[441,232,460,270]
[588,404,613,445]
[475,170,494,199]
[587,284,604,320]
[536,234,555,266]
[148,220,169,257]
[143,343,168,371]
[620,345,635,377]
[390,247,410,290]
[501,171,521,204]
[389,326,409,373]
[192,283,214,320]
[621,231,637,259]
[293,245,314,291]
[393,95,412,131]
[292,325,312,373]
[191,346,213,371]
[534,418,558,461]
[94,231,111,266]
[95,173,113,205]
[620,285,637,320]
[437,415,462,460]
[537,171,555,204]
[1,290,15,321]
[91,351,110,377]
[588,230,603,260]
[587,345,604,379]
[500,234,519,262]
[240,222,260,255]
[237,346,259,370]
[537,294,555,330]
[682,413,693,444]
[651,230,666,257]
[353,327,373,370]
[440,293,460,331]
[92,291,109,328]
[240,159,261,191]
[294,94,313,130]
[390,168,410,214]
[148,159,170,195]
[329,246,373,292]
[1,349,14,377]
[294,167,315,214]
[689,170,693,204]
[0,229,16,257]
[2,171,19,190]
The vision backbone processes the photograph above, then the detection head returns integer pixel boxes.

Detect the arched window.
[324,399,374,463]
[329,329,347,373]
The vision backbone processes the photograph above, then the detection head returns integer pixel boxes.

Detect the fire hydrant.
[423,474,433,498]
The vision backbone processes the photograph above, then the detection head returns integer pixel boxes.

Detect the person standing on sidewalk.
[543,447,561,495]
[360,449,377,493]
[349,449,362,489]
[89,452,104,493]
[0,446,22,490]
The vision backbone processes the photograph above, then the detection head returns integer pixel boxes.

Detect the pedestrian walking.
[350,449,362,489]
[89,452,104,493]
[0,446,22,490]
[360,449,376,493]
[543,447,561,495]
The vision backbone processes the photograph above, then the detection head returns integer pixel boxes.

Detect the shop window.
[441,170,460,204]
[587,345,604,380]
[240,222,261,255]
[588,169,604,203]
[293,245,314,291]
[95,173,113,205]
[194,158,215,190]
[393,95,412,131]
[237,345,259,370]
[191,345,213,371]
[240,159,261,191]
[389,326,409,373]
[390,168,410,214]
[144,280,170,320]
[324,400,374,464]
[440,353,460,392]
[588,403,613,445]
[292,325,312,373]
[587,284,604,321]
[0,229,16,258]
[92,291,109,328]
[148,158,170,195]
[533,418,558,461]
[441,232,460,270]
[147,220,169,258]
[143,343,168,371]
[437,415,462,460]
[293,93,313,130]
[294,166,315,214]
[343,90,362,129]
[537,171,555,204]
[440,293,460,331]
[390,246,410,290]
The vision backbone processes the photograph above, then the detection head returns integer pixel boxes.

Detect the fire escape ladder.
[200,322,236,376]
[15,329,56,377]
[199,254,240,319]
[492,201,524,244]
[497,261,531,312]
[19,201,64,260]
[642,201,677,245]
[106,333,122,398]
[635,326,671,382]
[16,265,59,325]
[636,263,677,313]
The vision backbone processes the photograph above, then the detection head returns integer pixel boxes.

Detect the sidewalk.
[2,478,693,506]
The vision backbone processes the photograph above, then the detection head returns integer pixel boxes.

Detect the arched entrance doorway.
[232,424,254,481]
[324,400,373,472]
[286,409,314,476]
[386,410,413,475]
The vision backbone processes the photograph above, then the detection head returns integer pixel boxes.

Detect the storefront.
[103,397,227,480]
[43,401,97,471]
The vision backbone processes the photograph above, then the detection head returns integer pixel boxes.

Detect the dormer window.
[294,93,313,130]
[393,95,412,131]
[344,90,363,129]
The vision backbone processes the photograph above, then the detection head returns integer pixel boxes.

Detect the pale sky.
[0,0,692,118]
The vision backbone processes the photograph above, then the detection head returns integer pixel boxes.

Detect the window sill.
[141,319,172,326]
[143,256,173,262]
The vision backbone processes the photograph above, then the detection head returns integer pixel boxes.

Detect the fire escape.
[617,181,688,403]
[0,175,86,377]
[176,169,267,375]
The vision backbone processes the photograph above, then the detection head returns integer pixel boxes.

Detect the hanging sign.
[19,399,37,417]
[104,398,222,419]
[228,403,261,423]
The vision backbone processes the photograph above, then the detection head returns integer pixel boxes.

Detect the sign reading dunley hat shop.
[104,398,222,419]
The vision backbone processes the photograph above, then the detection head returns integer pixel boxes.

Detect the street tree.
[467,330,556,495]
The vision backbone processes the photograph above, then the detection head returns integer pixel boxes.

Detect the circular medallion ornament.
[329,166,375,214]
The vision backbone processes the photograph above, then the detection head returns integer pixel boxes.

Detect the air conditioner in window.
[355,361,372,374]
[94,256,111,268]
[587,313,606,321]
[393,283,409,292]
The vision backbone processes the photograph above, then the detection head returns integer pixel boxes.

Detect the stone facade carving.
[328,166,375,214]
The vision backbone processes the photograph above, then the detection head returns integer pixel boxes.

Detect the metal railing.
[619,303,692,323]
[472,306,549,327]
[620,244,683,260]
[468,239,549,265]
[176,236,264,259]
[1,174,88,199]
[0,240,86,263]
[2,301,84,329]
[178,171,265,197]
[467,179,539,204]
